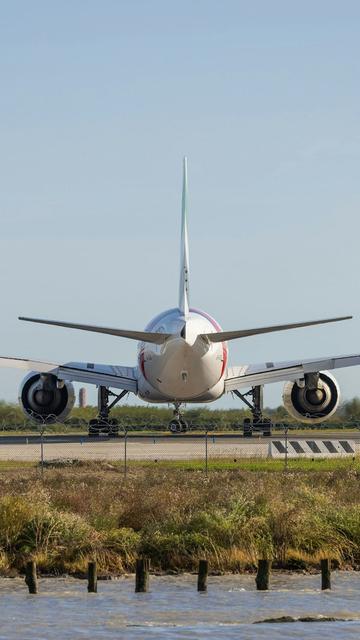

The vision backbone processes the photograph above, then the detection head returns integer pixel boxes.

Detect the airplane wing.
[225,354,360,391]
[0,357,138,392]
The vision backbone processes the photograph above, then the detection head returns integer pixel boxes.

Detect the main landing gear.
[168,403,188,434]
[88,387,127,437]
[233,386,273,437]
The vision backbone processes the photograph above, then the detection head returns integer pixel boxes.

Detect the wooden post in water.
[25,560,38,594]
[88,561,97,593]
[321,558,331,590]
[135,557,150,592]
[197,559,208,592]
[256,559,271,590]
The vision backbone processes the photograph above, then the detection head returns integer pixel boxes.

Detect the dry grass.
[0,463,359,575]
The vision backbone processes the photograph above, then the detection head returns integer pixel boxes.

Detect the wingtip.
[327,315,352,322]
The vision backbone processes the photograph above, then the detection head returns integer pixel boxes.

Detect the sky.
[0,1,359,409]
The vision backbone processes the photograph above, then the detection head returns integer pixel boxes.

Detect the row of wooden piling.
[24,557,332,594]
[23,558,207,595]
[255,558,331,591]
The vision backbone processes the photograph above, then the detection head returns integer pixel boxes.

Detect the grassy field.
[0,457,359,473]
[0,460,359,576]
[125,456,360,472]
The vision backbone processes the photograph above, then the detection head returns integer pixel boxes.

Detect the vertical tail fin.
[179,157,190,317]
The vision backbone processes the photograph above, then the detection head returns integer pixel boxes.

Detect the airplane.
[1,157,360,436]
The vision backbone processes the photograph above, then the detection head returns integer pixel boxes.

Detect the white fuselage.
[137,308,228,403]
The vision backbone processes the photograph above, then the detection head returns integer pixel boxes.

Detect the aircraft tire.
[243,418,253,438]
[169,419,182,434]
[262,418,272,437]
[108,418,120,436]
[88,418,109,437]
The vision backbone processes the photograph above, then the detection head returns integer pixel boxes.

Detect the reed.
[0,464,358,575]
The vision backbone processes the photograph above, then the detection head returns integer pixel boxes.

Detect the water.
[0,572,360,639]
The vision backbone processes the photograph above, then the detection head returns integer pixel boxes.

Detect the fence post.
[87,561,97,592]
[25,560,38,594]
[256,559,271,590]
[284,424,288,472]
[135,557,150,592]
[205,430,208,476]
[197,559,208,592]
[40,427,45,479]
[124,429,128,478]
[321,558,331,590]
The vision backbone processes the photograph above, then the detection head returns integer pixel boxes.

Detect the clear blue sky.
[0,1,359,408]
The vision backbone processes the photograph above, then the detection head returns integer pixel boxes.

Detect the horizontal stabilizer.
[200,316,352,343]
[19,317,171,344]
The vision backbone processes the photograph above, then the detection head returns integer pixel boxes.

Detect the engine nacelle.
[19,372,75,424]
[282,371,340,424]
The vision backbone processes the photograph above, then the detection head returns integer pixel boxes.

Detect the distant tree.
[342,397,360,420]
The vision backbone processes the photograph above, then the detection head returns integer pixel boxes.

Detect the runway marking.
[0,436,358,461]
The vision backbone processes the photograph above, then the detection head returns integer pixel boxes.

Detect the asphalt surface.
[0,432,358,461]
[0,431,360,444]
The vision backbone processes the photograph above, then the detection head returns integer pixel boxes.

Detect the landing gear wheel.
[261,418,272,437]
[88,386,127,437]
[88,418,109,437]
[169,419,182,433]
[107,418,120,436]
[235,387,272,438]
[243,418,253,438]
[169,403,187,434]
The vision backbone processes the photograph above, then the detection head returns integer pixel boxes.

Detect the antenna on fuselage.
[179,157,190,317]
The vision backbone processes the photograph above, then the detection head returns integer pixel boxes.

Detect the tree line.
[1,398,360,430]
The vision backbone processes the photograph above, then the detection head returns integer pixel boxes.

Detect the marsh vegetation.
[0,461,359,576]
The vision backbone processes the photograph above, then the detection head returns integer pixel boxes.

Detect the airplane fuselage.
[137,308,228,403]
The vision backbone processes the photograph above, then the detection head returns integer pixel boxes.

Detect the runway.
[0,433,359,461]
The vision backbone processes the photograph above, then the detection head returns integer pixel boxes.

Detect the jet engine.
[19,372,75,423]
[282,371,340,424]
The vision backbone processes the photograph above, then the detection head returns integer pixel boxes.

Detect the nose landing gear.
[168,403,188,433]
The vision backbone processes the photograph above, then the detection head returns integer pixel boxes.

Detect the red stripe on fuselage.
[139,349,146,379]
[190,307,223,332]
[220,343,228,378]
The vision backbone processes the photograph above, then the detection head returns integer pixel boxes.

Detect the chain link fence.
[0,416,359,474]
